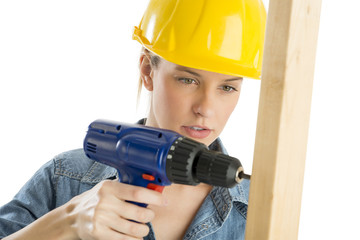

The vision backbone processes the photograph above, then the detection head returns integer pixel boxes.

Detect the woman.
[0,0,266,239]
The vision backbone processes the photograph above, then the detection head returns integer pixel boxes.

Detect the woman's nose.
[192,90,216,118]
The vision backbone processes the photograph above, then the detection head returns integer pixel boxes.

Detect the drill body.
[84,120,246,198]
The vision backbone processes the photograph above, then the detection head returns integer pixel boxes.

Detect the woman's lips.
[182,126,212,139]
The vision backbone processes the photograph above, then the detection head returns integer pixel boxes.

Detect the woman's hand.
[3,179,166,240]
[67,179,168,240]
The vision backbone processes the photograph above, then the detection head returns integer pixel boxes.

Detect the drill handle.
[118,169,165,208]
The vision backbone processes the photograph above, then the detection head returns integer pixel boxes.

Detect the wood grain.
[245,0,322,239]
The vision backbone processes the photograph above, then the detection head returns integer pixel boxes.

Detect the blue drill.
[83,120,249,199]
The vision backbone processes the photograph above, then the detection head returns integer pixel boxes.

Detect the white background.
[0,1,359,239]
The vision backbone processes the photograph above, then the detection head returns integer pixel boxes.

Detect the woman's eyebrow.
[225,77,243,82]
[175,66,202,77]
[175,65,243,81]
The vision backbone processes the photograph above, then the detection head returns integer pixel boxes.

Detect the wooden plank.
[245,0,322,239]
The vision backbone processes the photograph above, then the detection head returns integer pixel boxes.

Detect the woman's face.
[141,55,242,146]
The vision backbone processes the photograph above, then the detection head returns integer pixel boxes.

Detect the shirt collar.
[229,179,250,204]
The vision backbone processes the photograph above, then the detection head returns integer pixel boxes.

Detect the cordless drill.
[83,119,249,200]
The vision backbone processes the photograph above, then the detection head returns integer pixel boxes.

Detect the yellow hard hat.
[133,0,266,79]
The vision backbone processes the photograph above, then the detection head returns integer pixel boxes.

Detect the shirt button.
[202,224,209,229]
[223,204,228,211]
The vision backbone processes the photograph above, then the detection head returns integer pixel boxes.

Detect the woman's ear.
[139,53,154,91]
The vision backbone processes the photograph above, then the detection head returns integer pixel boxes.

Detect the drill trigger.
[147,183,164,193]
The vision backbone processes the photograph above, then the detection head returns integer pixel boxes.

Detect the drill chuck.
[166,137,245,188]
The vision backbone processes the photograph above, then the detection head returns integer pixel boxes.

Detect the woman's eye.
[222,85,237,92]
[179,78,196,85]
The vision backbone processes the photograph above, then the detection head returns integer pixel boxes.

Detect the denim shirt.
[0,140,249,239]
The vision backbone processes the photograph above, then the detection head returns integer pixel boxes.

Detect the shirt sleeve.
[0,159,57,238]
